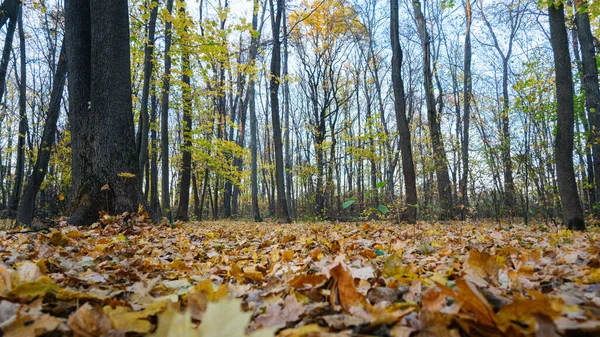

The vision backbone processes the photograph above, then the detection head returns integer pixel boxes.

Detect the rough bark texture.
[413,0,453,219]
[269,0,291,223]
[161,0,174,220]
[391,0,417,223]
[548,2,585,230]
[17,45,66,226]
[66,0,143,225]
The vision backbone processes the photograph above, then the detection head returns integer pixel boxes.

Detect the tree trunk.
[282,10,293,218]
[66,0,143,225]
[176,5,192,221]
[150,93,160,213]
[161,0,174,220]
[460,0,472,220]
[574,0,600,213]
[413,0,453,219]
[249,0,262,222]
[269,0,291,223]
[548,2,585,230]
[17,44,66,225]
[136,0,159,193]
[0,0,19,30]
[8,5,25,215]
[0,3,17,111]
[391,0,417,223]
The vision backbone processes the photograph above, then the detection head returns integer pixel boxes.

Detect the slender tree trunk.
[282,10,293,218]
[161,0,174,219]
[249,0,261,222]
[574,0,600,213]
[391,0,417,223]
[413,0,453,219]
[136,0,159,193]
[17,44,66,225]
[269,0,291,223]
[0,4,17,115]
[150,93,160,213]
[501,61,515,210]
[176,5,192,221]
[8,5,25,215]
[460,0,472,220]
[548,2,585,230]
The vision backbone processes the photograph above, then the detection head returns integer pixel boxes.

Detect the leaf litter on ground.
[0,213,599,336]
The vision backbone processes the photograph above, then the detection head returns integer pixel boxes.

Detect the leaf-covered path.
[1,217,599,336]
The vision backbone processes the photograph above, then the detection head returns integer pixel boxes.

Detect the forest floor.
[0,216,599,336]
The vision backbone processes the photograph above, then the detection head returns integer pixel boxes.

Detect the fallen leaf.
[67,303,112,337]
[330,263,363,312]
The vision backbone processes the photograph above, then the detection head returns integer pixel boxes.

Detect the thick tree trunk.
[460,0,472,220]
[391,0,417,223]
[66,0,143,225]
[413,0,453,219]
[176,6,192,221]
[269,0,291,223]
[136,0,159,193]
[548,2,585,230]
[8,6,25,215]
[17,45,66,226]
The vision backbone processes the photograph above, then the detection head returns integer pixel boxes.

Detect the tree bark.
[574,0,600,213]
[249,0,261,222]
[161,0,174,220]
[0,2,17,109]
[66,0,143,225]
[150,92,160,213]
[17,44,66,226]
[460,0,472,220]
[176,5,192,221]
[548,2,585,230]
[0,0,18,30]
[8,5,25,215]
[391,0,418,224]
[269,0,291,223]
[413,0,453,219]
[136,0,159,194]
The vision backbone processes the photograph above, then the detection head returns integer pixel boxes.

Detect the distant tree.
[17,45,66,226]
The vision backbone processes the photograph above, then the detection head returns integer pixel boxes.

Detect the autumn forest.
[0,0,600,336]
